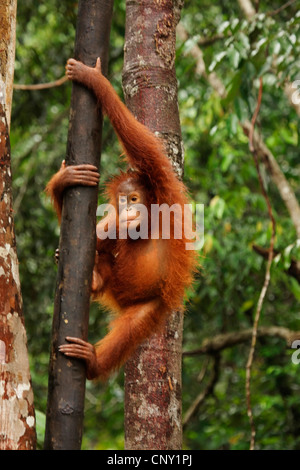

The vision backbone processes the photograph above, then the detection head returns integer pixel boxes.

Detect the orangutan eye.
[130,194,139,203]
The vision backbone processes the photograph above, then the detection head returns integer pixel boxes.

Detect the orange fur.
[45,171,64,222]
[48,60,197,380]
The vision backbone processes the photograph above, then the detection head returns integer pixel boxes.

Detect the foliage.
[12,0,300,450]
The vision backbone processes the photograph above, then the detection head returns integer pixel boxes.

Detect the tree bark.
[123,0,184,450]
[0,86,36,449]
[0,0,17,129]
[44,0,113,450]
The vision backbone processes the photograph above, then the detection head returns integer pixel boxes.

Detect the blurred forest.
[11,0,300,450]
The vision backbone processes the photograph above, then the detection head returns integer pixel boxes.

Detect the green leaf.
[223,71,243,106]
[208,51,227,72]
[234,97,249,121]
[226,113,239,137]
[209,196,226,219]
[228,47,240,69]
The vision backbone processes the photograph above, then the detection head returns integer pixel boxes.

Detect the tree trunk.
[123,0,184,450]
[0,0,17,129]
[44,0,113,450]
[0,89,36,449]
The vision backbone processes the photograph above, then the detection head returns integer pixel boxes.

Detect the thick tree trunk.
[0,0,36,450]
[123,0,184,450]
[44,0,113,450]
[0,89,36,449]
[0,0,17,129]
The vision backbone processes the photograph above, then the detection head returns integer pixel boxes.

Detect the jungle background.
[11,0,300,450]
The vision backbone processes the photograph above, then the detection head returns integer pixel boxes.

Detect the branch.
[237,0,256,20]
[183,326,299,356]
[268,0,297,17]
[182,324,300,430]
[13,75,68,90]
[238,0,297,19]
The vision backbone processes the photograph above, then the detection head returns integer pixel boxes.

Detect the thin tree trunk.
[44,0,113,450]
[0,87,36,450]
[123,0,184,450]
